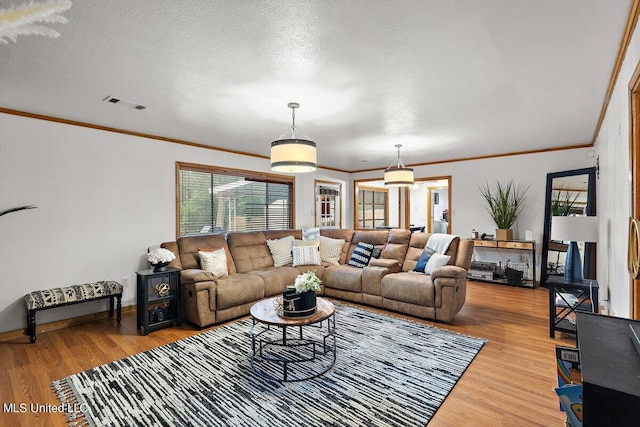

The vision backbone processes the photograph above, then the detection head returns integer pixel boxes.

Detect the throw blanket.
[427,233,456,254]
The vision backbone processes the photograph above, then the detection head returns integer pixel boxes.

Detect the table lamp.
[551,216,598,282]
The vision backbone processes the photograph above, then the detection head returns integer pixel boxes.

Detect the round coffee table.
[249,296,336,382]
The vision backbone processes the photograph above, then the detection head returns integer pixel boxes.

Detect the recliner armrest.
[430,265,467,281]
[369,258,400,269]
[180,269,217,285]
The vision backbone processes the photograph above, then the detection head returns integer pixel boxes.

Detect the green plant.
[478,180,529,229]
[550,190,579,216]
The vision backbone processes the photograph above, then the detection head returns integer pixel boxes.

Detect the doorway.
[629,59,640,319]
[407,176,452,234]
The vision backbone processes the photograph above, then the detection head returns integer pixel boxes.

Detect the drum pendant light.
[384,144,414,187]
[271,102,317,173]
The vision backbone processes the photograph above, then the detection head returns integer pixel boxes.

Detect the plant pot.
[281,288,317,318]
[495,229,513,241]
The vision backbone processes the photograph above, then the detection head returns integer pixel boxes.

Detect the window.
[177,162,294,237]
[315,181,342,228]
[357,187,388,229]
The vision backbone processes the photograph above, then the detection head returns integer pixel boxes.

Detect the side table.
[136,268,181,335]
[548,275,598,338]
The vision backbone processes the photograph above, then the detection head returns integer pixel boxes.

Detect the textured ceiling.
[0,0,633,172]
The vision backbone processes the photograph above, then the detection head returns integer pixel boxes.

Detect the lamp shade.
[270,102,317,173]
[551,216,598,242]
[384,166,414,187]
[270,139,317,172]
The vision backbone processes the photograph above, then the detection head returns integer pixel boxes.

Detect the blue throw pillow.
[414,246,436,273]
[348,242,375,268]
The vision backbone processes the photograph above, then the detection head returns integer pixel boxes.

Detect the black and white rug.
[53,304,486,426]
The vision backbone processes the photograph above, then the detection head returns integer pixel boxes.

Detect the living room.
[1,1,639,426]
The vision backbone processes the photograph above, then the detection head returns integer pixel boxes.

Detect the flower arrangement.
[294,271,322,293]
[146,248,176,265]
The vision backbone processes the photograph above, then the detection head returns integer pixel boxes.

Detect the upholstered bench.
[24,281,123,343]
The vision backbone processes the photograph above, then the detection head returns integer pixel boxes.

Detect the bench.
[24,281,123,343]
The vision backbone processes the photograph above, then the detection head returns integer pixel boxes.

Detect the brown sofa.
[161,229,473,327]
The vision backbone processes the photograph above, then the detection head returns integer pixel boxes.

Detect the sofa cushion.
[215,274,264,310]
[381,272,435,307]
[248,267,300,297]
[323,265,363,292]
[348,242,375,268]
[227,231,274,273]
[319,236,345,265]
[266,235,294,267]
[381,229,411,263]
[177,233,229,271]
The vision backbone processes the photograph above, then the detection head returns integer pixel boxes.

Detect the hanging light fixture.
[271,102,317,173]
[384,144,414,187]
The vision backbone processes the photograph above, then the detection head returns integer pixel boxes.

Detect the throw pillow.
[425,252,451,275]
[413,246,436,273]
[367,247,383,265]
[292,246,321,267]
[266,235,294,267]
[198,245,234,274]
[319,235,345,265]
[198,248,228,277]
[348,242,375,268]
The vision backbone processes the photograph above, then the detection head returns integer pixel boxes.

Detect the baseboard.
[0,304,136,342]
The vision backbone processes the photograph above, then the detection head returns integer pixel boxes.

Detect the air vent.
[103,95,146,111]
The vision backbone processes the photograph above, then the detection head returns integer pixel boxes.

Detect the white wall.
[592,15,640,318]
[0,113,349,333]
[353,148,597,281]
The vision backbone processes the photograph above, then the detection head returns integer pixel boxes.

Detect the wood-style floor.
[1,281,573,427]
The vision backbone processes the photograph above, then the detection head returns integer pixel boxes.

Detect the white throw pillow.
[424,253,451,275]
[266,235,294,267]
[293,239,321,248]
[292,246,321,267]
[198,248,228,277]
[319,236,345,265]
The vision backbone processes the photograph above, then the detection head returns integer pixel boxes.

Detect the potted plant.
[551,189,579,216]
[478,180,529,241]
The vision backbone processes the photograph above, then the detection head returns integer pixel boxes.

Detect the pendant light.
[271,102,317,173]
[384,144,414,187]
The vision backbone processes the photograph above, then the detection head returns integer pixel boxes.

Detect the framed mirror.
[540,167,596,288]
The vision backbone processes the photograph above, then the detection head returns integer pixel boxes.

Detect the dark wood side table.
[576,312,640,426]
[548,276,598,338]
[136,268,181,335]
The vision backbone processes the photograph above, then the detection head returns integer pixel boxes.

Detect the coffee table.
[249,296,336,382]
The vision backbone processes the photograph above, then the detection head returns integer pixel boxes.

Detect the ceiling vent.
[102,96,146,111]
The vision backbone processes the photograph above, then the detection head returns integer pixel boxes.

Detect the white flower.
[146,248,176,264]
[294,271,322,293]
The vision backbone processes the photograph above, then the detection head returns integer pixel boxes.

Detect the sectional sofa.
[160,228,473,327]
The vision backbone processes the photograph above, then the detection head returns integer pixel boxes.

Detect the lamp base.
[564,241,583,282]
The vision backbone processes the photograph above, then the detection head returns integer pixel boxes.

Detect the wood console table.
[469,239,536,288]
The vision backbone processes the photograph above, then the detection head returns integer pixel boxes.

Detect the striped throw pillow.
[319,236,345,265]
[348,242,374,268]
[292,246,321,267]
[266,235,294,267]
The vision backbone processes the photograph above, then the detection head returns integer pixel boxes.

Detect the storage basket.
[504,267,524,286]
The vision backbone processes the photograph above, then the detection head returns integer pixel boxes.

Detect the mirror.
[540,167,596,287]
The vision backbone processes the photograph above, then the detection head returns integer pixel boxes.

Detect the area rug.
[53,304,486,426]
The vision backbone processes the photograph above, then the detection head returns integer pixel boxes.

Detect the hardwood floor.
[0,281,573,426]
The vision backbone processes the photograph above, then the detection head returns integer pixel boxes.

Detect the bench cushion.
[25,281,123,311]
